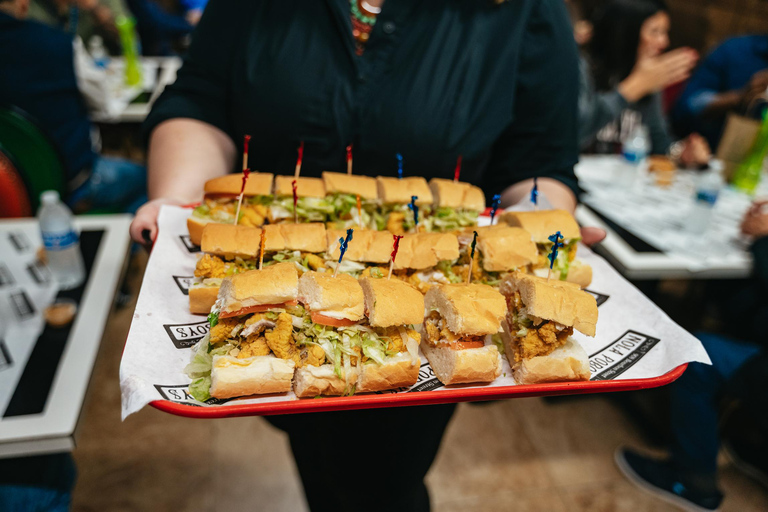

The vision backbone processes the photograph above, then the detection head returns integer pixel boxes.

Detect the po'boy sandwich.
[322,172,379,230]
[427,178,486,232]
[421,283,506,385]
[376,176,433,234]
[269,176,334,224]
[498,209,592,287]
[499,271,598,384]
[454,225,538,287]
[185,262,309,401]
[325,229,393,278]
[190,223,327,313]
[187,172,274,245]
[392,232,461,293]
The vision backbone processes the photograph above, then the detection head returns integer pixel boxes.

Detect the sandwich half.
[185,262,307,400]
[325,229,393,278]
[187,172,274,245]
[391,232,461,293]
[421,283,506,385]
[454,225,538,287]
[427,178,485,232]
[190,223,327,313]
[357,277,423,392]
[269,176,334,224]
[322,172,379,230]
[499,271,598,384]
[376,176,434,234]
[497,209,592,287]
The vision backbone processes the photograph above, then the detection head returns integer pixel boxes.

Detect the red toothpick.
[294,141,304,179]
[258,229,266,270]
[453,155,462,183]
[346,144,353,175]
[292,179,299,224]
[242,134,251,172]
[233,168,251,225]
[388,234,404,280]
[356,194,362,228]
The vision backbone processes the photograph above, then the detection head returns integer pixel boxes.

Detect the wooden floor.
[71,253,768,512]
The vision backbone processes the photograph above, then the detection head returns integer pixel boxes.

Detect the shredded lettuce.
[327,194,377,229]
[436,260,462,284]
[427,207,479,232]
[208,310,219,328]
[184,335,233,402]
[270,196,334,222]
[491,333,505,355]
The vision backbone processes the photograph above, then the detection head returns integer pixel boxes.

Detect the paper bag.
[716,113,760,181]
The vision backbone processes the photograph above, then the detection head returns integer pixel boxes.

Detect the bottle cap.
[40,190,60,205]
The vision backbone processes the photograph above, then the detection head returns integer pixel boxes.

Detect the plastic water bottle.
[88,35,110,68]
[618,124,650,188]
[689,160,725,234]
[38,191,85,290]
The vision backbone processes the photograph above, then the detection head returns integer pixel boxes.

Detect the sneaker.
[723,438,768,490]
[615,448,723,512]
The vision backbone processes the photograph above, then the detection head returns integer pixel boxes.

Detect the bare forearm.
[700,90,742,118]
[147,118,237,202]
[500,178,577,214]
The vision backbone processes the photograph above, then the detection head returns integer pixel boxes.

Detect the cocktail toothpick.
[242,134,251,172]
[396,153,403,179]
[356,195,362,228]
[292,179,299,224]
[466,230,478,284]
[453,155,462,183]
[258,229,266,270]
[490,194,501,225]
[546,231,564,281]
[294,141,304,179]
[408,195,419,233]
[388,234,404,280]
[346,144,353,175]
[233,168,251,225]
[531,177,539,212]
[333,228,354,278]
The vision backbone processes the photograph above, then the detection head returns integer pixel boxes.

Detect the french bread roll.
[428,178,485,211]
[218,263,299,315]
[566,260,593,288]
[209,354,295,398]
[293,364,359,397]
[424,283,506,336]
[264,223,326,253]
[204,172,274,197]
[357,352,420,392]
[501,331,590,384]
[360,277,423,327]
[322,172,378,200]
[421,343,501,385]
[377,176,433,205]
[326,229,392,264]
[476,226,538,272]
[498,209,581,243]
[393,233,459,270]
[297,271,364,321]
[274,176,325,198]
[189,284,220,314]
[201,224,261,259]
[187,216,210,246]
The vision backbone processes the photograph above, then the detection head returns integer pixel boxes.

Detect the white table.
[575,155,766,280]
[0,215,131,459]
[91,56,182,124]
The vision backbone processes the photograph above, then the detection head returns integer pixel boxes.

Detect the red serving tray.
[151,363,687,418]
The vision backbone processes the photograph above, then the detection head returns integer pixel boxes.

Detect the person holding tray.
[128,1,603,510]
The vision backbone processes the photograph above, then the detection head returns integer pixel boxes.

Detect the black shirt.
[144,0,580,200]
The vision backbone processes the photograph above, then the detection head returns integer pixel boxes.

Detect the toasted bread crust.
[394,233,460,270]
[424,283,506,336]
[189,285,220,314]
[376,176,433,205]
[498,209,581,242]
[204,173,274,197]
[428,178,485,211]
[565,260,592,288]
[421,343,501,385]
[187,216,210,246]
[293,365,359,397]
[360,277,424,327]
[326,229,393,264]
[500,271,597,336]
[219,263,299,314]
[322,172,378,200]
[501,331,590,384]
[477,226,538,272]
[201,224,262,259]
[298,271,364,321]
[263,223,326,253]
[274,176,326,198]
[357,354,420,392]
[209,355,295,398]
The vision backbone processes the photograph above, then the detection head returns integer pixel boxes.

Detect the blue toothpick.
[333,228,354,277]
[547,231,564,280]
[490,194,502,224]
[408,195,419,232]
[531,177,539,210]
[396,153,403,179]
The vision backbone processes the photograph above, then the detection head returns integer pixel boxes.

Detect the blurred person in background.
[0,0,147,213]
[128,1,604,510]
[579,0,710,167]
[28,0,127,53]
[672,34,768,151]
[616,201,768,512]
[125,0,196,55]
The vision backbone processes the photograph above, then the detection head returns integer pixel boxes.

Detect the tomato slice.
[310,312,358,327]
[220,300,298,318]
[446,340,486,351]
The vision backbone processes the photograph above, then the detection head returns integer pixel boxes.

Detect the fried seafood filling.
[196,252,323,280]
[210,311,320,367]
[424,312,485,349]
[196,198,268,226]
[506,292,573,362]
[195,254,228,279]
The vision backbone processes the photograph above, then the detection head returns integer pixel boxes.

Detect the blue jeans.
[68,156,147,214]
[671,332,762,475]
[0,485,70,512]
